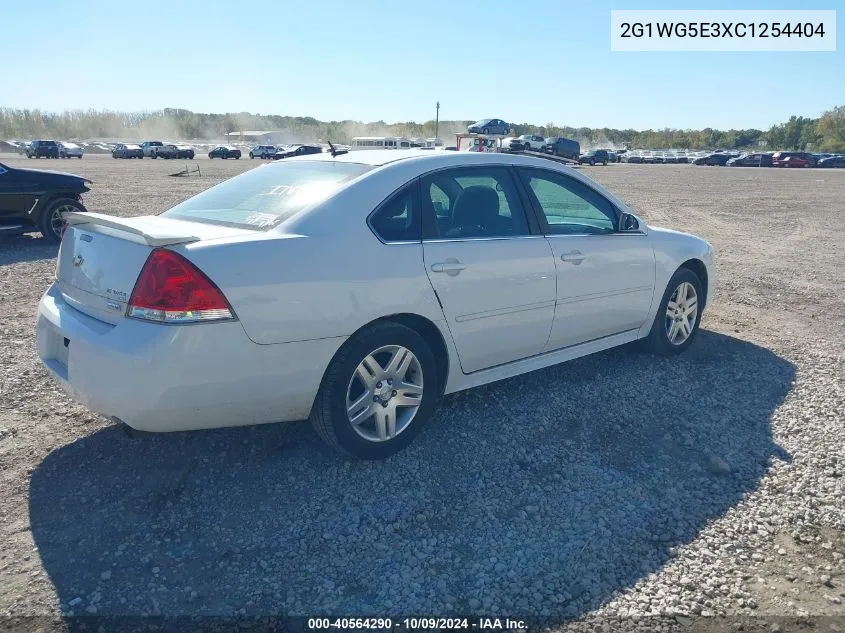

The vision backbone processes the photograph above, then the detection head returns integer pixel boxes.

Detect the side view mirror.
[620,213,640,232]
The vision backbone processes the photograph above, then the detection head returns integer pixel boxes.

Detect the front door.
[0,167,38,217]
[517,167,656,350]
[420,166,556,373]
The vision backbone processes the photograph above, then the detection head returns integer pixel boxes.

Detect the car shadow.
[0,233,57,264]
[29,330,794,629]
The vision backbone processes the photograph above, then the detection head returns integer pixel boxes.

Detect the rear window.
[162,161,372,230]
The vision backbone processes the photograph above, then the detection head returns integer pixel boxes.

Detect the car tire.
[482,128,489,135]
[310,321,439,459]
[642,267,703,356]
[40,198,85,244]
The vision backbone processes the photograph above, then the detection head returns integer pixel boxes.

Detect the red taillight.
[127,249,234,323]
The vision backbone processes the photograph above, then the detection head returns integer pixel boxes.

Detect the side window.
[421,167,530,239]
[519,169,617,236]
[429,183,450,217]
[369,183,420,242]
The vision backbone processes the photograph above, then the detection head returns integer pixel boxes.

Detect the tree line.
[1,106,843,152]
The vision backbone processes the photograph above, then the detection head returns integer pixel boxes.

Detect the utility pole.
[435,101,440,140]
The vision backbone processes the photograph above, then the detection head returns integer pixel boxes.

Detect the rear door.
[421,165,556,373]
[517,167,655,350]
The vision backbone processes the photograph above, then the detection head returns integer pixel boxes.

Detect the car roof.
[293,148,604,168]
[282,149,625,205]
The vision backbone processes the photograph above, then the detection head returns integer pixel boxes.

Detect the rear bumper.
[36,284,345,432]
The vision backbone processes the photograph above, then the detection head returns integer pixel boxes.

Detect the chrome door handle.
[430,260,467,275]
[560,250,586,265]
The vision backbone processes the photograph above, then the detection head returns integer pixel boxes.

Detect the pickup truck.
[140,141,164,158]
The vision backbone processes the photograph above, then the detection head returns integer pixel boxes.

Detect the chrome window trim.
[422,235,547,244]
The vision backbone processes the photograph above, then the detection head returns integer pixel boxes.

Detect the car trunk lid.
[56,212,254,324]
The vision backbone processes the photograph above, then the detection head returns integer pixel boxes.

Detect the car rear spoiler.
[63,212,201,247]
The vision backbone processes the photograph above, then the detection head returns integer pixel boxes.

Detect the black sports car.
[0,161,90,242]
[154,144,196,159]
[208,145,242,159]
[818,155,845,168]
[270,144,324,160]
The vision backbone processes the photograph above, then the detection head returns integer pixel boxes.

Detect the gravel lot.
[1,155,843,632]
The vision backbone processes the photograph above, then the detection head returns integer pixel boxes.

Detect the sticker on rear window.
[243,212,278,228]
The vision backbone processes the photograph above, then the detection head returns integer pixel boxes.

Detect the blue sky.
[2,0,841,130]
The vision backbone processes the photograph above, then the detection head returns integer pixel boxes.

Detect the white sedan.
[37,150,714,459]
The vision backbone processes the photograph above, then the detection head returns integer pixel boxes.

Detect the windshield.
[162,161,372,230]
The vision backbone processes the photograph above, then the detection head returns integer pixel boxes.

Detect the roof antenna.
[327,140,347,157]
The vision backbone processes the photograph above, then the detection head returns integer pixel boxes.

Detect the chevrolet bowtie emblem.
[72,254,84,267]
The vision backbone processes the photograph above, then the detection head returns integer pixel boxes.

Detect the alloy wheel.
[665,281,698,345]
[50,203,78,238]
[345,345,424,442]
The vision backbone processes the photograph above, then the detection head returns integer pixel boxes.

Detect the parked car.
[623,154,644,164]
[208,145,241,159]
[249,145,278,159]
[150,144,176,159]
[579,150,610,166]
[467,119,510,135]
[58,142,84,159]
[25,140,60,159]
[112,144,144,159]
[38,150,714,458]
[776,156,810,168]
[501,137,526,152]
[270,144,324,160]
[517,134,545,151]
[771,151,817,168]
[0,161,90,242]
[140,141,164,158]
[693,153,732,166]
[543,137,580,160]
[726,153,773,167]
[154,144,195,159]
[818,155,845,168]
